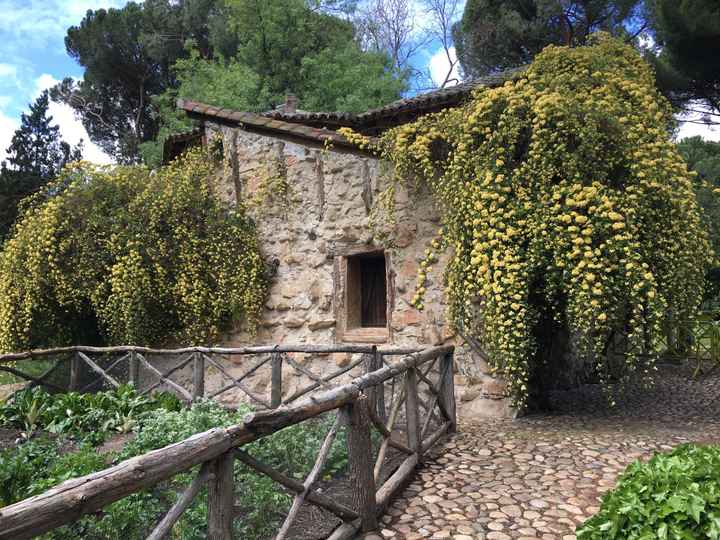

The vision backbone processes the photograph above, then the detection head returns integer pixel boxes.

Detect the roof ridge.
[176,98,374,150]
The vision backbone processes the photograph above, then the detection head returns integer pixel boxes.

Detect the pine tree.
[647,0,720,117]
[0,91,82,240]
[453,0,643,77]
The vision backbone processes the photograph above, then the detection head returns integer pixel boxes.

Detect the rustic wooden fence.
[0,344,423,406]
[0,344,456,539]
[604,311,720,376]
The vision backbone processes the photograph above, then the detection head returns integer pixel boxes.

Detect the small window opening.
[346,252,387,329]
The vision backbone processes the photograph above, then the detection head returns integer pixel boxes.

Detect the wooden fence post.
[69,353,80,392]
[344,395,378,533]
[129,351,139,388]
[364,347,386,423]
[375,348,386,423]
[271,351,283,408]
[405,367,421,460]
[207,450,235,539]
[193,352,205,401]
[439,352,457,432]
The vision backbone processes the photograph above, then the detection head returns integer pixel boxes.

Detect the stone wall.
[198,122,515,419]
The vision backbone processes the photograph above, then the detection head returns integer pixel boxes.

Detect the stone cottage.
[166,71,520,418]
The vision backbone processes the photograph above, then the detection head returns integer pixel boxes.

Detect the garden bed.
[0,384,412,539]
[0,428,23,451]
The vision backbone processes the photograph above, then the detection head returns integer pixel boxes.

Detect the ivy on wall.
[346,34,713,406]
[0,147,268,351]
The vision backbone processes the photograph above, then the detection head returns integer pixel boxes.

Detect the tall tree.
[140,0,407,165]
[646,0,720,121]
[453,0,643,77]
[225,0,363,105]
[53,0,230,163]
[353,0,464,91]
[0,92,82,240]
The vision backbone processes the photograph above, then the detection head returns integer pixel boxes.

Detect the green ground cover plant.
[0,387,348,539]
[0,385,182,443]
[577,444,720,539]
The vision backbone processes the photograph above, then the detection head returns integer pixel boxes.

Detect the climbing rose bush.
[353,35,712,406]
[0,147,267,350]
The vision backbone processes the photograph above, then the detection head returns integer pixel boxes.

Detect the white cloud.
[429,46,460,88]
[0,63,17,79]
[34,74,61,98]
[0,73,112,165]
[675,103,720,142]
[48,100,113,164]
[676,120,720,142]
[33,74,113,165]
[0,1,129,51]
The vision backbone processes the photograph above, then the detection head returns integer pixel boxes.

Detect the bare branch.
[354,0,430,83]
[419,0,463,88]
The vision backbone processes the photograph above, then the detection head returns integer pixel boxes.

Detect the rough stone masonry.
[191,120,515,419]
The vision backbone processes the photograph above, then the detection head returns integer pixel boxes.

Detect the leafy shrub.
[577,444,720,539]
[0,385,182,444]
[0,146,267,350]
[28,444,107,495]
[0,437,60,506]
[1,398,348,539]
[112,401,347,539]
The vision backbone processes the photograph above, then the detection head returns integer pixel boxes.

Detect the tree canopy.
[54,1,210,162]
[56,0,406,164]
[0,92,81,241]
[677,135,720,298]
[453,0,643,77]
[0,148,267,351]
[140,0,406,165]
[646,0,720,118]
[366,34,711,406]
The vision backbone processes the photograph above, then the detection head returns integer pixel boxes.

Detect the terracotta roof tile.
[174,68,523,146]
[176,99,368,150]
[260,67,525,132]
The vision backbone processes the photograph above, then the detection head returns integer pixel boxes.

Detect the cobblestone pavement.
[379,363,720,540]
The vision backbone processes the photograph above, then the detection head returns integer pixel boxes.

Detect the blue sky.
[0,1,129,163]
[0,0,716,165]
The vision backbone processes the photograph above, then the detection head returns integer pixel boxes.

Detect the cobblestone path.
[378,363,720,540]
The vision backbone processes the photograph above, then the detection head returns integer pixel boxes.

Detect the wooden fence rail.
[0,344,427,408]
[0,344,456,540]
[0,344,425,409]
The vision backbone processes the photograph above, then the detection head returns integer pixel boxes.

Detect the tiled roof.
[171,67,525,155]
[261,67,525,132]
[177,99,364,148]
[165,127,204,145]
[162,127,205,163]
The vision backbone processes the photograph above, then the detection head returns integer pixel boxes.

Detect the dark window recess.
[360,257,387,327]
[346,253,388,329]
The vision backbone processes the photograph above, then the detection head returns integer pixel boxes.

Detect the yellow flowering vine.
[0,147,267,351]
[374,35,711,406]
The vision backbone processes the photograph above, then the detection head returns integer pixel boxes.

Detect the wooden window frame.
[335,248,392,344]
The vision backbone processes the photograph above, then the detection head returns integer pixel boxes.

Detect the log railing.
[0,344,456,540]
[0,344,424,408]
